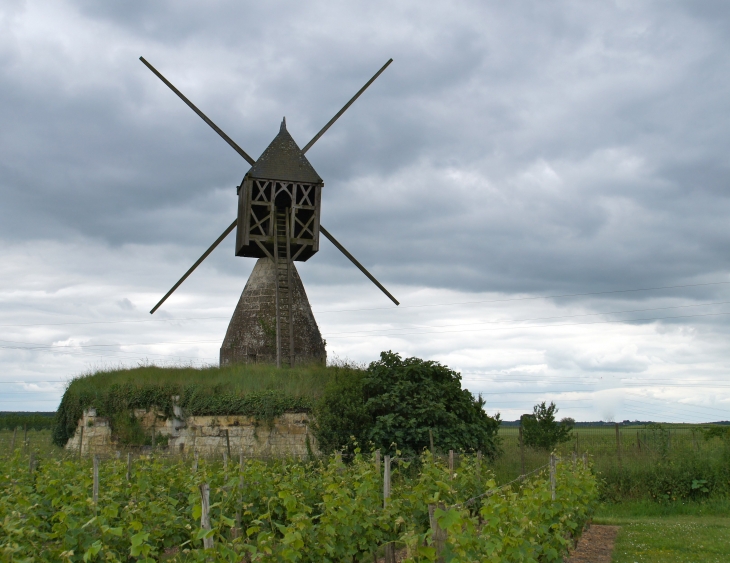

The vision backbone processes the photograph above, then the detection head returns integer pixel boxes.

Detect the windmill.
[140,56,399,368]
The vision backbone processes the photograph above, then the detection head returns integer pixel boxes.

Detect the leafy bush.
[311,369,371,454]
[315,352,502,457]
[522,401,573,450]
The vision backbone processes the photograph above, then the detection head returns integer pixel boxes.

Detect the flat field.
[494,424,729,500]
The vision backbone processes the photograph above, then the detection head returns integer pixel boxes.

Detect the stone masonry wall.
[65,408,317,457]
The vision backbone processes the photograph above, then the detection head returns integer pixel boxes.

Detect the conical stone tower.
[220,257,326,366]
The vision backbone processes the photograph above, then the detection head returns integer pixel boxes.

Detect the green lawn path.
[594,501,730,563]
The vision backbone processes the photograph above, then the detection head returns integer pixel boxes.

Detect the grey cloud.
[2,0,730,420]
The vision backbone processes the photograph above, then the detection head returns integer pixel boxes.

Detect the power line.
[2,280,729,328]
[324,311,730,339]
[318,300,730,336]
[0,379,67,384]
[0,345,218,362]
[314,280,730,314]
[621,405,707,423]
[0,338,220,350]
[0,316,229,328]
[625,396,729,416]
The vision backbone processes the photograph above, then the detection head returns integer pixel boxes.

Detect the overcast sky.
[1,0,729,422]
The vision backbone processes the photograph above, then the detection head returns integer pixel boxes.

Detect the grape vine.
[0,450,597,562]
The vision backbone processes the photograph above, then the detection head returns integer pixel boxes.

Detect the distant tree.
[521,401,574,450]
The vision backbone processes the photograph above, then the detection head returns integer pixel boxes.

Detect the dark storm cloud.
[2,0,730,300]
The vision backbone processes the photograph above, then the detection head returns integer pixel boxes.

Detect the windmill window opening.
[249,206,270,236]
[252,180,271,202]
[293,209,315,238]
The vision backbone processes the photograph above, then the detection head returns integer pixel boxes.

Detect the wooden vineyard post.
[549,453,556,501]
[429,429,434,455]
[383,455,395,563]
[193,451,199,473]
[637,431,642,453]
[11,426,17,452]
[428,502,447,563]
[582,453,587,469]
[23,425,27,452]
[93,454,100,508]
[572,451,576,472]
[29,452,35,475]
[383,455,391,508]
[199,483,214,550]
[223,451,228,472]
[448,450,454,480]
[126,452,132,482]
[375,449,381,475]
[78,425,84,460]
[519,424,525,476]
[225,429,231,460]
[234,459,244,538]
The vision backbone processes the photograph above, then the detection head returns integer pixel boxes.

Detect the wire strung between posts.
[451,461,552,509]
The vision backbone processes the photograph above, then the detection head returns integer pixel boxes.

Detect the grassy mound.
[53,362,361,447]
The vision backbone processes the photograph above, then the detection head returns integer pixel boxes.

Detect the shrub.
[522,401,573,450]
[312,369,371,454]
[314,351,501,457]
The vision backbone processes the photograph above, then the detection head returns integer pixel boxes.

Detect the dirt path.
[565,524,620,563]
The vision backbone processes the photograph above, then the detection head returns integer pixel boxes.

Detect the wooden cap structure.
[247,118,322,184]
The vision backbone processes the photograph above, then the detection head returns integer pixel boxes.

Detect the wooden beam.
[139,57,256,166]
[273,220,281,368]
[150,219,237,314]
[286,210,295,368]
[319,225,399,306]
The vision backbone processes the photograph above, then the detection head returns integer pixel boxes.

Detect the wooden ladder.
[274,209,295,367]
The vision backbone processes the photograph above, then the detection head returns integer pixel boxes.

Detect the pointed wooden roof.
[248,118,322,183]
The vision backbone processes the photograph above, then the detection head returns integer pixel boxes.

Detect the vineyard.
[1,448,597,562]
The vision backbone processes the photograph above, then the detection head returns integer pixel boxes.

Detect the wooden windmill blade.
[319,226,399,306]
[301,58,393,154]
[139,57,256,165]
[149,220,237,314]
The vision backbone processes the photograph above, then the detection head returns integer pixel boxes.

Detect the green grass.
[67,362,344,399]
[594,502,730,563]
[0,428,56,458]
